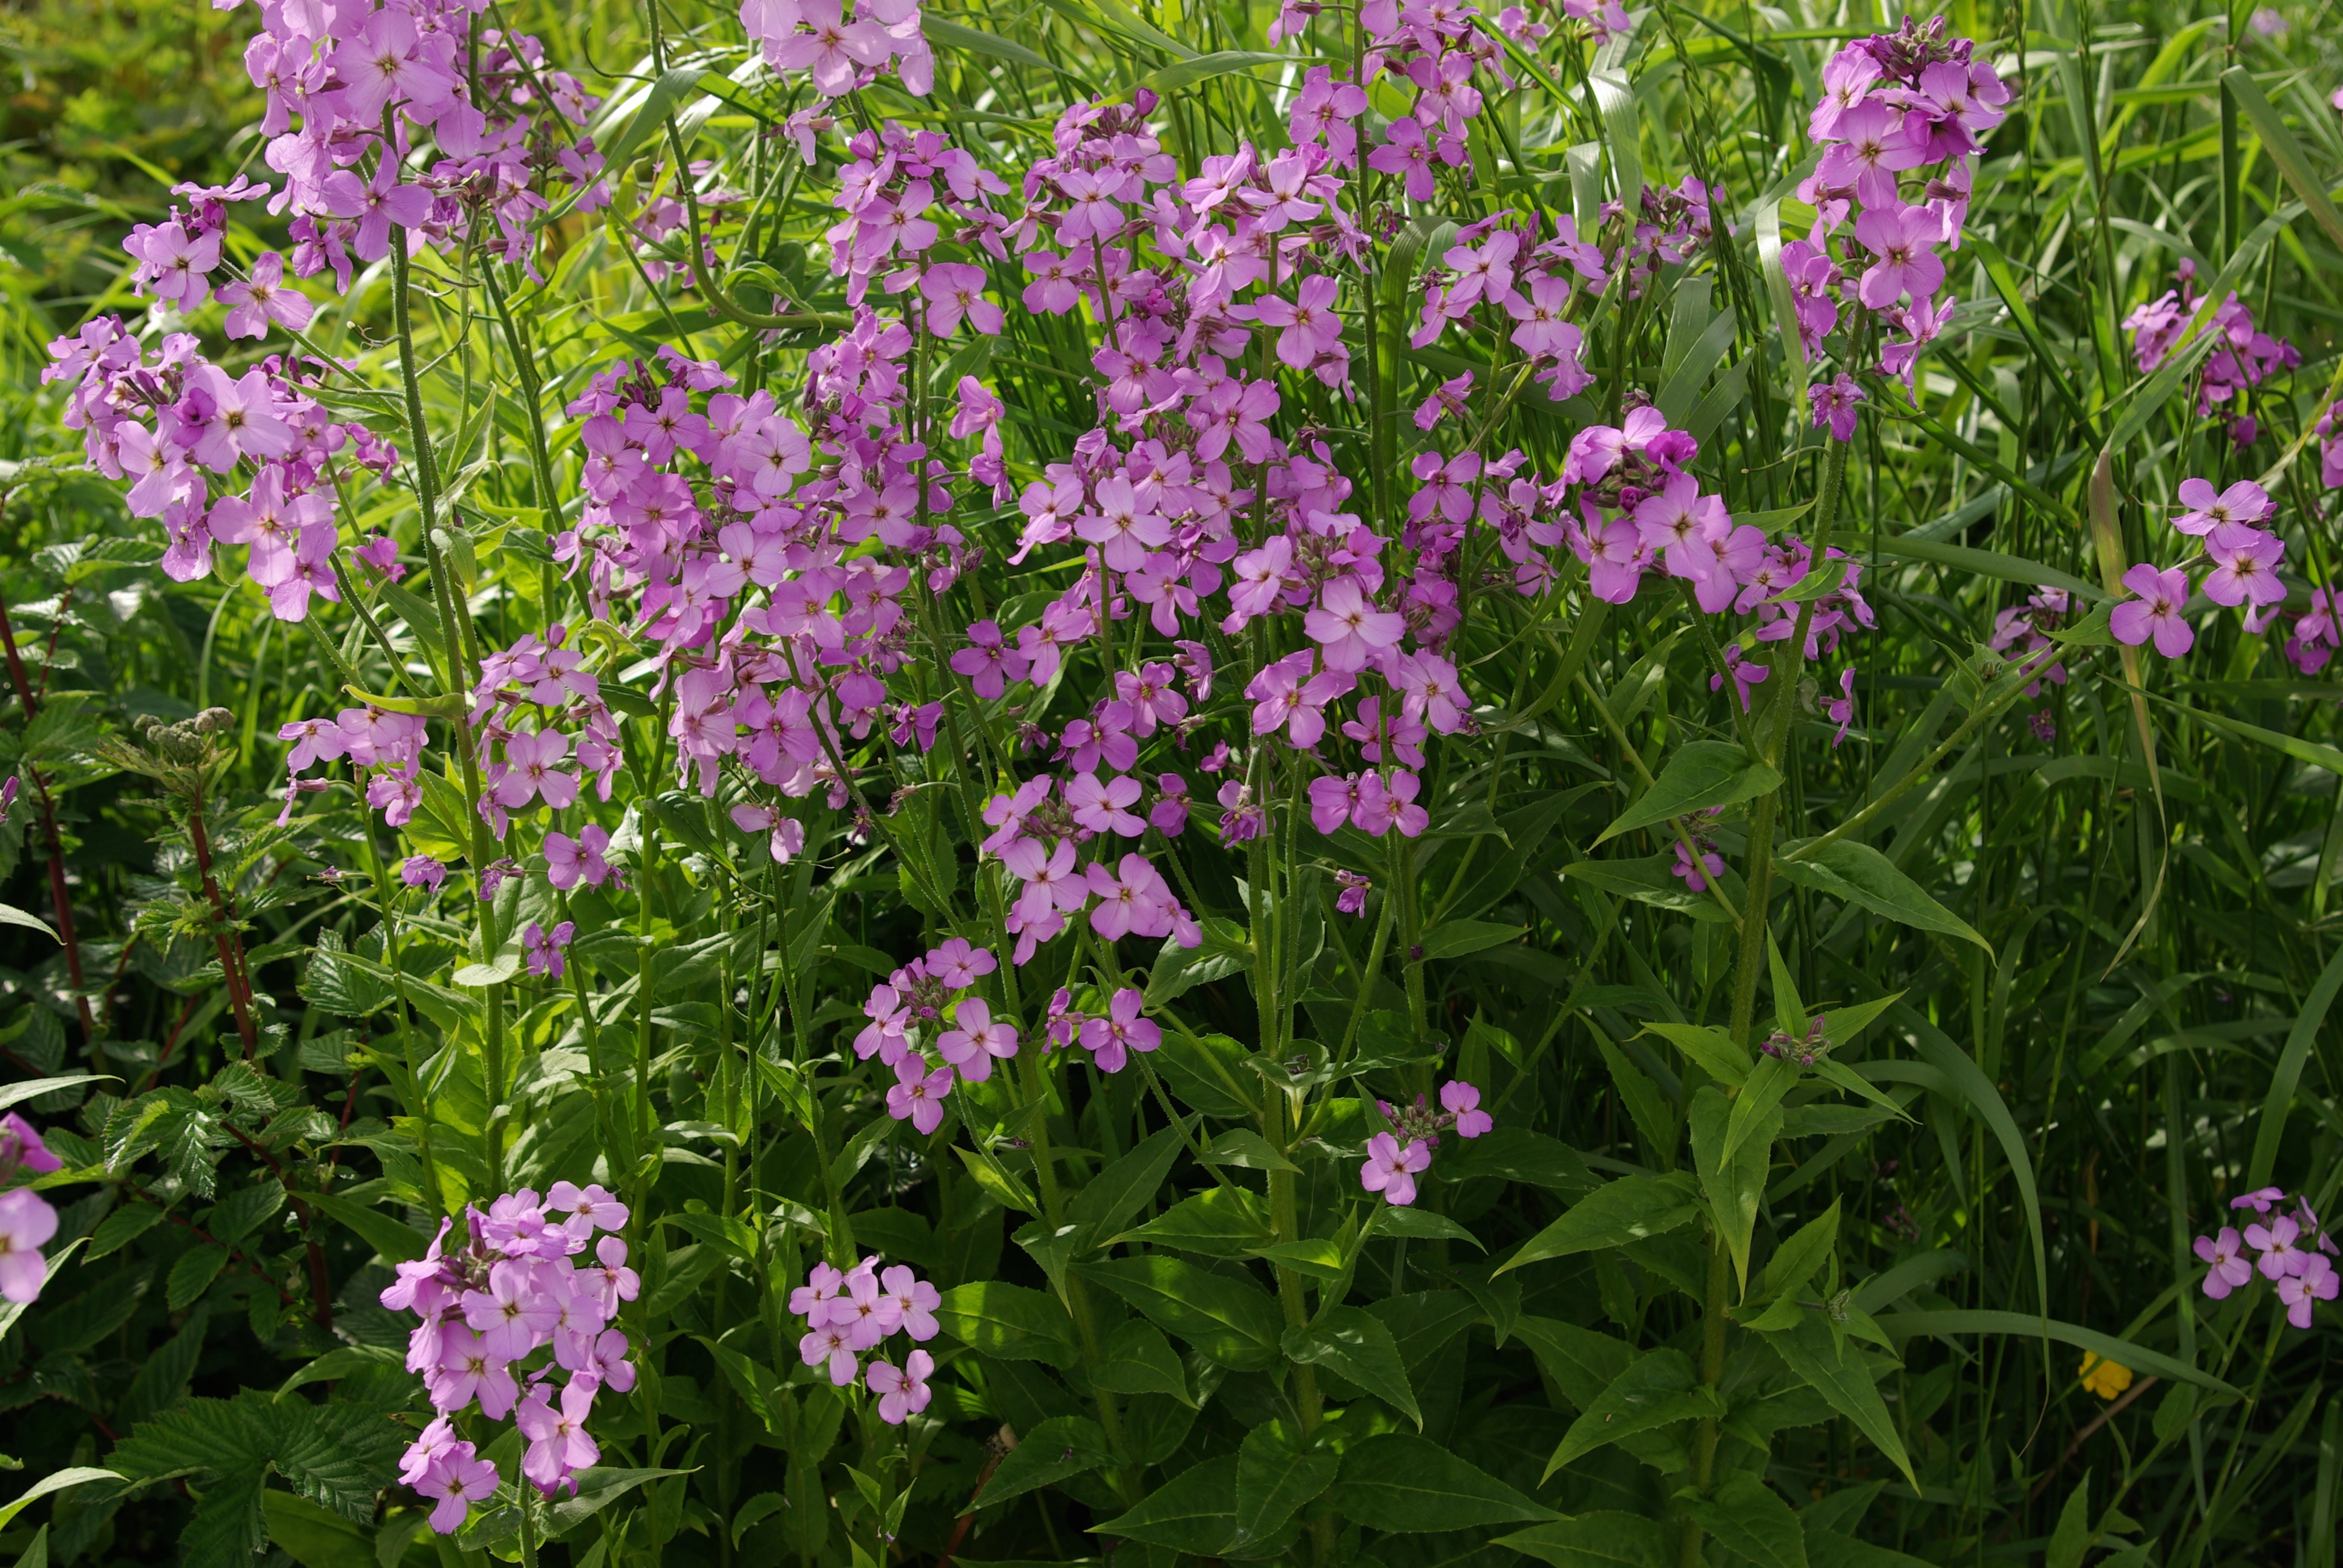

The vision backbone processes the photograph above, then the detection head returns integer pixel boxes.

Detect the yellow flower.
[2079,1351,2133,1400]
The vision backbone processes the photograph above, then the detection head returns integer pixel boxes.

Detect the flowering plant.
[6,0,2343,1563]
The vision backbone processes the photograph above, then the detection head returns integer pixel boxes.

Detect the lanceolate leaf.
[1331,1432,1556,1531]
[1544,1348,1725,1477]
[1599,740,1782,844]
[1282,1307,1421,1428]
[1763,1316,1918,1489]
[1772,840,1992,953]
[1499,1172,1702,1275]
[1081,1255,1283,1370]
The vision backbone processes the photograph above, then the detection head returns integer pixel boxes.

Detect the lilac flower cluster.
[379,1184,638,1530]
[2112,478,2286,660]
[788,1255,941,1424]
[854,939,1020,1129]
[1360,1080,1490,1207]
[0,1115,63,1305]
[2124,260,2301,446]
[1785,16,2011,386]
[1987,587,2072,697]
[2194,1187,2339,1329]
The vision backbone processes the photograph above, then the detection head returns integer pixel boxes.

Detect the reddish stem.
[0,590,97,1042]
[186,789,260,1059]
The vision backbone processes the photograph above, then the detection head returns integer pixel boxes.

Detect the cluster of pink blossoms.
[379,1184,638,1530]
[789,1255,941,1423]
[2195,1187,2339,1328]
[1360,1081,1491,1206]
[0,1115,63,1305]
[2112,478,2287,661]
[1784,16,2010,387]
[2124,259,2301,446]
[855,940,1021,1128]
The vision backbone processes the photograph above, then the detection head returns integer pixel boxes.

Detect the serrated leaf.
[1089,1319,1193,1406]
[1498,1512,1666,1568]
[84,1202,165,1261]
[1772,840,1990,953]
[166,1243,230,1310]
[1090,1455,1240,1553]
[1763,1316,1916,1489]
[1065,1124,1187,1240]
[1113,1186,1273,1256]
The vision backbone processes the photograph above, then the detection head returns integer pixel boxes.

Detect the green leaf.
[1435,1127,1598,1192]
[1763,1316,1916,1489]
[1686,1473,1807,1568]
[1510,1316,1634,1410]
[1145,918,1253,1005]
[934,1281,1077,1364]
[542,1469,695,1537]
[1200,1128,1299,1173]
[2046,1475,2092,1568]
[1113,1186,1273,1256]
[0,1470,119,1532]
[1689,1085,1778,1295]
[166,1243,230,1310]
[1543,1349,1724,1477]
[1281,1307,1420,1428]
[976,1416,1109,1510]
[1231,1424,1336,1552]
[1081,1256,1283,1370]
[952,1144,1042,1215]
[1089,1320,1193,1406]
[1754,1200,1841,1305]
[0,1076,102,1113]
[1599,741,1781,844]
[1130,49,1310,99]
[596,65,712,172]
[1864,534,2106,604]
[261,1490,373,1568]
[923,17,1066,74]
[1642,1022,1751,1088]
[1331,1432,1555,1531]
[1090,1455,1240,1553]
[1872,1310,2241,1396]
[1720,1055,1798,1171]
[2220,68,2343,254]
[1498,1172,1701,1275]
[84,1202,164,1261]
[302,1191,431,1264]
[1415,921,1526,961]
[1772,840,1991,953]
[1563,855,1736,922]
[1372,1205,1484,1249]
[1498,1512,1666,1568]
[0,904,58,943]
[1889,1004,2048,1318]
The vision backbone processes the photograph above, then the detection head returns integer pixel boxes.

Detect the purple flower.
[2110,563,2194,658]
[523,921,575,979]
[413,1442,499,1534]
[937,998,1019,1085]
[1078,988,1161,1074]
[886,1057,952,1135]
[0,1188,58,1304]
[2277,1255,2339,1328]
[2246,1214,2305,1279]
[1360,1132,1430,1207]
[2172,478,2271,536]
[1334,869,1371,915]
[1441,1080,1493,1138]
[2195,1227,2253,1299]
[867,1348,936,1425]
[517,1379,601,1494]
[1811,374,1868,442]
[0,1114,61,1177]
[400,855,446,892]
[2230,1186,2287,1213]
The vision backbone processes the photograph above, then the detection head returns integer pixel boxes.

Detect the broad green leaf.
[1201,1128,1299,1172]
[2046,1476,2093,1568]
[260,1491,372,1568]
[303,1191,432,1263]
[934,1281,1077,1364]
[1372,1204,1484,1249]
[1890,1005,2047,1316]
[1509,1316,1634,1409]
[1081,1256,1283,1370]
[1089,1320,1193,1407]
[1599,741,1781,844]
[1642,1022,1750,1088]
[1543,1349,1724,1476]
[543,1469,696,1536]
[1686,1473,1807,1568]
[166,1243,231,1310]
[1231,1423,1336,1551]
[1720,1054,1797,1172]
[1754,1199,1841,1305]
[1498,1512,1666,1568]
[1282,1307,1421,1428]
[976,1416,1109,1510]
[1564,855,1737,922]
[1498,1172,1701,1275]
[1090,1455,1242,1554]
[1436,1127,1598,1192]
[1113,1186,1274,1256]
[1331,1432,1555,1531]
[1066,1123,1187,1241]
[1806,1526,1938,1568]
[1772,840,1991,953]
[1145,917,1254,1005]
[1763,1315,1917,1489]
